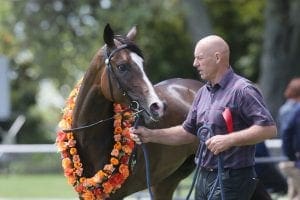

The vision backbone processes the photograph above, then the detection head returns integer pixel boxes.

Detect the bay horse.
[58,23,203,200]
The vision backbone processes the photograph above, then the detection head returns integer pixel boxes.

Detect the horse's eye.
[117,64,129,73]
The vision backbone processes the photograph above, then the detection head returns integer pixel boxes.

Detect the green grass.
[0,173,289,200]
[0,174,77,198]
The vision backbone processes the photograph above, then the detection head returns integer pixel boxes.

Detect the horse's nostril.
[149,102,165,119]
[150,102,160,112]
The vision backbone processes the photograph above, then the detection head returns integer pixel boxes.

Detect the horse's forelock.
[114,35,144,59]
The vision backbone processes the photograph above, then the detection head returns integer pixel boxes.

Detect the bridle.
[105,44,131,102]
[63,43,145,133]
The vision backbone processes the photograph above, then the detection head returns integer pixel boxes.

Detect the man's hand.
[205,134,233,155]
[130,126,151,145]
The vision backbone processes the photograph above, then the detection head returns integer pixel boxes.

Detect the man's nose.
[193,59,199,67]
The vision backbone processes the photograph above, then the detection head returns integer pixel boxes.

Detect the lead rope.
[186,108,233,200]
[133,114,154,200]
[186,125,226,200]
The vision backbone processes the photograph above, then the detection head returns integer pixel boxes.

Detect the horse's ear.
[103,24,115,47]
[126,25,137,41]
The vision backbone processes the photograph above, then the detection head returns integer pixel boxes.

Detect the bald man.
[131,35,277,200]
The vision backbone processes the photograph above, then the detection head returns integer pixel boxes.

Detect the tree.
[259,0,300,117]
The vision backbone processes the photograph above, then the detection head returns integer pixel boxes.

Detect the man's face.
[193,44,218,81]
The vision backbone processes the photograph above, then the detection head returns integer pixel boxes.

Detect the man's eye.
[117,64,128,72]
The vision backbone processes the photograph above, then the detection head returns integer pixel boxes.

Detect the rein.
[62,107,144,133]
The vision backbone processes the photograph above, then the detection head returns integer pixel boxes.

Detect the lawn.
[0,174,76,199]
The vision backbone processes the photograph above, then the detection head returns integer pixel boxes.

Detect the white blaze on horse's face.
[130,52,165,121]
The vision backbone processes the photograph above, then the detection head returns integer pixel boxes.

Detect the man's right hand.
[130,126,152,145]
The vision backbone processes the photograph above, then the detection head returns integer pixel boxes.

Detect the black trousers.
[195,167,258,200]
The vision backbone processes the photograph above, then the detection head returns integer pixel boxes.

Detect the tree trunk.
[259,0,300,118]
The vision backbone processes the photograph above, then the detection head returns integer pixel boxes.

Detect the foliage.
[204,0,265,81]
[0,0,266,143]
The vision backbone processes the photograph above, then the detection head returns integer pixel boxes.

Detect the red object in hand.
[222,107,233,133]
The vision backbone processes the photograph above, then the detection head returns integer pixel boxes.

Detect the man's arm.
[131,125,197,145]
[206,125,277,155]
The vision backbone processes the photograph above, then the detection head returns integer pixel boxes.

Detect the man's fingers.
[130,133,142,144]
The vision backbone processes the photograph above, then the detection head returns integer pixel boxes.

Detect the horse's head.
[100,24,165,122]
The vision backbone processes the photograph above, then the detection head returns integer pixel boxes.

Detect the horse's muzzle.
[149,101,166,121]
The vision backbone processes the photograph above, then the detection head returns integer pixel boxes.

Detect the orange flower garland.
[56,79,136,200]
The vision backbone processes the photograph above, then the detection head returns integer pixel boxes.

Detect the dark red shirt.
[183,67,275,169]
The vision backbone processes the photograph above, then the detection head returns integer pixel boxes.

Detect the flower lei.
[56,79,136,200]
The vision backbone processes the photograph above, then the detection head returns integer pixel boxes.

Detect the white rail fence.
[0,139,288,200]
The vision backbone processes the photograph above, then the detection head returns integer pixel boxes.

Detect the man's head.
[193,35,230,84]
[284,78,300,100]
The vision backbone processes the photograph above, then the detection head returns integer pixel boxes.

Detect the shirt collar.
[206,67,233,91]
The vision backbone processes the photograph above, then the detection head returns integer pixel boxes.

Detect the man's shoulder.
[228,74,254,91]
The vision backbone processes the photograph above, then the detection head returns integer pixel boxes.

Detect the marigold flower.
[85,178,96,187]
[123,112,132,120]
[114,119,122,127]
[96,170,107,180]
[122,127,131,137]
[75,168,83,176]
[110,157,119,166]
[72,154,80,162]
[114,142,122,150]
[75,183,85,193]
[114,104,123,113]
[56,130,67,141]
[61,150,69,158]
[104,164,114,173]
[114,127,122,134]
[93,170,106,183]
[68,139,76,147]
[81,190,94,200]
[114,134,121,142]
[120,155,129,164]
[67,133,74,140]
[62,158,72,169]
[103,182,114,194]
[109,173,125,189]
[111,149,119,157]
[64,167,74,176]
[126,140,135,149]
[74,162,82,169]
[56,141,67,151]
[114,113,122,120]
[70,147,77,155]
[119,164,129,178]
[58,119,69,129]
[67,175,76,185]
[122,145,132,154]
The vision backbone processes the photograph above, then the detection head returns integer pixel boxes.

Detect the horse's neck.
[71,53,115,176]
[72,50,110,129]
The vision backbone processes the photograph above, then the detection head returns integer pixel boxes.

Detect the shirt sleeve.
[238,85,275,127]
